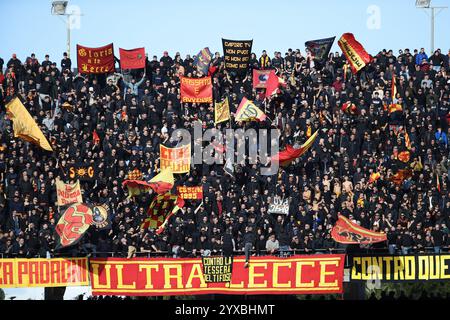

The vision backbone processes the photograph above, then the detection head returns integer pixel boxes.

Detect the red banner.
[89,255,345,296]
[77,43,115,74]
[177,186,203,200]
[180,76,213,103]
[252,69,272,88]
[337,33,372,74]
[0,258,89,288]
[119,47,146,70]
[331,215,387,244]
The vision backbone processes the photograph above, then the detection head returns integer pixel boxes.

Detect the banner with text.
[177,186,203,200]
[0,258,89,288]
[160,144,191,174]
[77,43,115,74]
[350,254,450,282]
[89,255,344,296]
[56,178,83,206]
[222,39,253,75]
[180,77,213,104]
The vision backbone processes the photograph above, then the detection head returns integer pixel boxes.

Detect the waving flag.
[389,169,413,185]
[265,70,285,98]
[235,97,267,122]
[305,36,335,62]
[338,33,372,74]
[331,215,387,244]
[194,47,213,75]
[6,97,53,151]
[368,172,381,184]
[141,193,185,234]
[341,101,359,115]
[391,74,397,100]
[272,130,319,167]
[123,168,174,198]
[119,47,146,70]
[214,97,230,125]
[55,203,93,249]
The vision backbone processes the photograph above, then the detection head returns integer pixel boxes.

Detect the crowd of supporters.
[0,45,449,259]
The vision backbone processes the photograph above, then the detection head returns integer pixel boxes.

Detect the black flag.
[305,36,336,62]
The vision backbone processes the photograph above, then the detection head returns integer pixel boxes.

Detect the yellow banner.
[160,144,191,174]
[214,97,230,125]
[0,258,89,288]
[56,178,83,206]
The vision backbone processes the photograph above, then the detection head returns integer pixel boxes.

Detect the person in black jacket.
[243,226,255,268]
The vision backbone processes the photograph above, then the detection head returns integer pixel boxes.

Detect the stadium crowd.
[0,45,449,259]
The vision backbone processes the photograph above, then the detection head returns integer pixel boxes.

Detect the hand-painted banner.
[222,39,253,75]
[337,33,372,74]
[77,43,115,74]
[180,76,213,103]
[56,178,83,206]
[119,47,146,70]
[214,97,230,125]
[0,258,89,288]
[160,144,191,174]
[177,186,203,200]
[89,255,344,296]
[350,254,450,282]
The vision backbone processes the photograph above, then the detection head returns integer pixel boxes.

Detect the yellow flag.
[214,97,230,125]
[6,97,53,151]
[235,97,267,122]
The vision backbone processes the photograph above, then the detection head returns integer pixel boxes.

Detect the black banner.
[350,254,450,282]
[305,36,335,62]
[68,164,95,181]
[201,256,233,283]
[222,38,252,75]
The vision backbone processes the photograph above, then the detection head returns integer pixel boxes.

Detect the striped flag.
[391,74,397,101]
[271,130,319,167]
[369,172,381,184]
[141,193,185,234]
[404,131,412,150]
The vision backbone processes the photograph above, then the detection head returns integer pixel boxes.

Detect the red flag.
[368,172,381,184]
[253,69,272,88]
[93,129,100,145]
[265,70,281,98]
[119,47,146,70]
[331,214,387,244]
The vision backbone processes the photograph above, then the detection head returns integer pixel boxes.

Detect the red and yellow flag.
[389,169,413,185]
[235,97,267,122]
[141,193,185,234]
[338,33,372,74]
[391,74,397,100]
[388,103,403,114]
[341,101,359,115]
[368,172,381,184]
[272,130,319,167]
[331,214,387,244]
[397,150,410,163]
